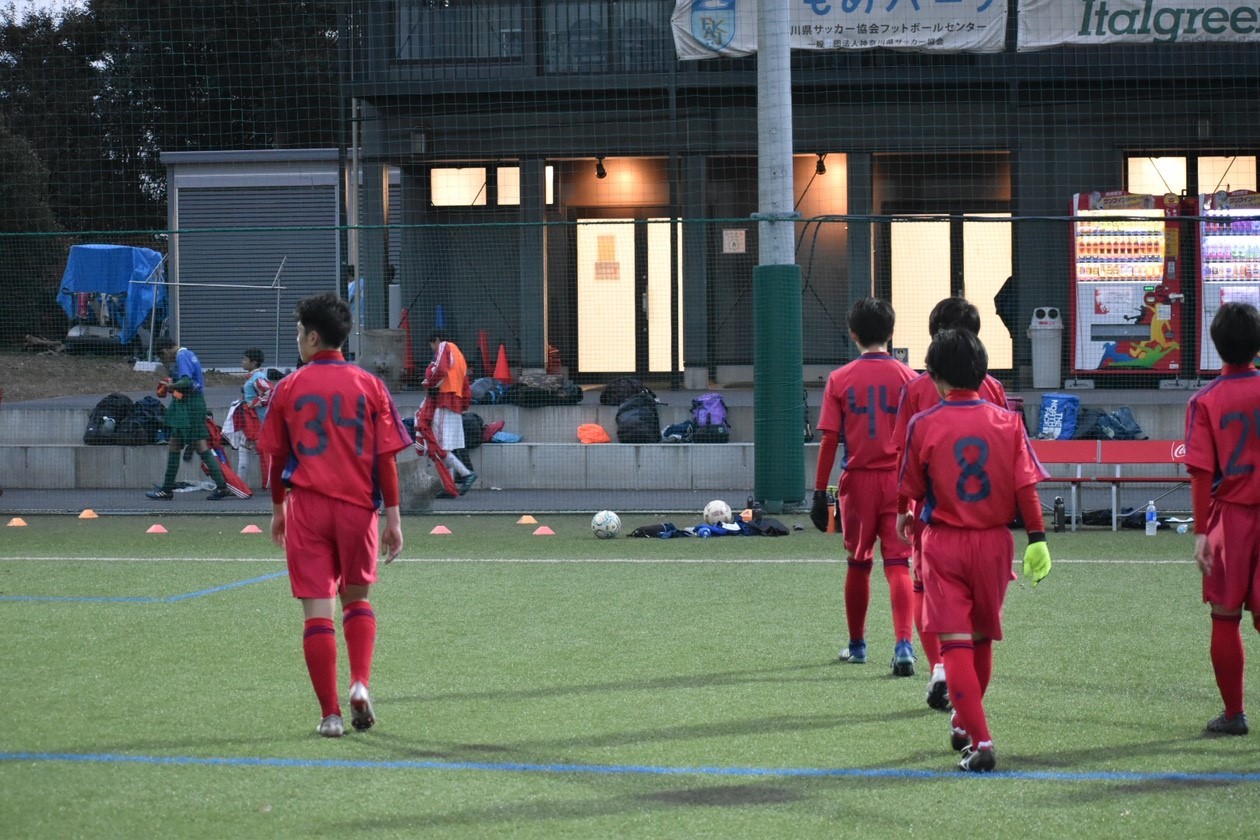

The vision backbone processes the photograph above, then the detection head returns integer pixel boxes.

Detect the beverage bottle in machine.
[1145,500,1158,536]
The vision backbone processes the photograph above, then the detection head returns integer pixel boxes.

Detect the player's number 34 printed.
[293,393,368,457]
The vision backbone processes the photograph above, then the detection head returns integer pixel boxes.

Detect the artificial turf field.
[2,514,1258,839]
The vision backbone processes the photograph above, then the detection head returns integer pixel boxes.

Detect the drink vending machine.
[1070,191,1188,376]
[1197,189,1260,373]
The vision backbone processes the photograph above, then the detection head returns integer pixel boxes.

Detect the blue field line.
[0,595,157,603]
[0,570,288,604]
[163,570,289,601]
[2,751,1258,784]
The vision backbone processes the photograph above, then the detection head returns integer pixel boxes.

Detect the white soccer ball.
[703,499,733,525]
[591,510,621,539]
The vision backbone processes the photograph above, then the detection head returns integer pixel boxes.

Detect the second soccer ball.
[703,499,732,525]
[591,510,621,539]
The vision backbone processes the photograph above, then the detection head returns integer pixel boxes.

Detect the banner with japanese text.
[671,0,1008,59]
[1019,0,1260,51]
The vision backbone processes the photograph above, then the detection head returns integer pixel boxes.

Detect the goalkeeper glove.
[1022,537,1051,587]
[809,489,831,533]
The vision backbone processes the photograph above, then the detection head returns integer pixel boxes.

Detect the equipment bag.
[615,392,662,443]
[116,395,166,445]
[1037,392,1080,440]
[690,392,730,443]
[84,392,136,445]
[462,412,485,450]
[600,376,654,406]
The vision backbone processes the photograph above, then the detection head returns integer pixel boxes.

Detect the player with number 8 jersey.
[896,328,1049,773]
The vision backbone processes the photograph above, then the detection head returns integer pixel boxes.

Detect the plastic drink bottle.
[1145,500,1158,536]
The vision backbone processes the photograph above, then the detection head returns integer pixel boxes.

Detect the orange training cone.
[146,524,168,534]
[532,525,555,536]
[516,515,538,524]
[7,517,27,527]
[430,525,452,535]
[494,344,513,384]
[241,524,263,534]
[79,509,99,519]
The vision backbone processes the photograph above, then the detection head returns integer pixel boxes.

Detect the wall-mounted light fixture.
[815,153,827,176]
[595,156,607,179]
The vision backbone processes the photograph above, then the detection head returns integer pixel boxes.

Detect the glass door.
[576,217,681,373]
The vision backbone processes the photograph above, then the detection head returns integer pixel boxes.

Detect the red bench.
[1031,439,1188,531]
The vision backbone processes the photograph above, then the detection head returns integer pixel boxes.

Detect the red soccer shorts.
[284,487,380,600]
[1202,500,1260,613]
[920,524,1016,641]
[839,468,908,565]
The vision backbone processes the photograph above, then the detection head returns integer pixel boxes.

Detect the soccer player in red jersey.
[896,329,1051,772]
[257,293,412,738]
[1184,301,1260,737]
[811,298,917,674]
[892,298,1008,712]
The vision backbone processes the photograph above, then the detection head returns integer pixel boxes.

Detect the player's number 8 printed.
[954,436,991,502]
[293,393,368,457]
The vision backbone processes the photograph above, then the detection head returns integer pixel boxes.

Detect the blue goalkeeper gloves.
[1022,539,1052,587]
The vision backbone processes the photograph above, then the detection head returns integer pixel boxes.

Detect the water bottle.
[1053,496,1066,533]
[1145,500,1158,536]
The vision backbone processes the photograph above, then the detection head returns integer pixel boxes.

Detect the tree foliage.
[0,1,341,233]
[0,1,341,344]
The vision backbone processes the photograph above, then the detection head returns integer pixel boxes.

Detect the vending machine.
[1070,191,1187,376]
[1197,190,1260,373]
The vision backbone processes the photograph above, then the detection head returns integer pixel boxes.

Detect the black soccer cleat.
[206,488,231,501]
[1205,711,1249,736]
[958,746,996,773]
[950,711,970,752]
[349,681,376,732]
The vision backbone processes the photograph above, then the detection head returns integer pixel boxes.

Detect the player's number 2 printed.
[293,393,367,457]
[954,436,992,502]
[1221,410,1259,477]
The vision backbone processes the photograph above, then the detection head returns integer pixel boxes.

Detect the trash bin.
[1027,307,1063,390]
[358,328,407,389]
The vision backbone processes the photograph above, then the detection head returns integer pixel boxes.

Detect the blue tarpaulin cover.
[56,244,167,343]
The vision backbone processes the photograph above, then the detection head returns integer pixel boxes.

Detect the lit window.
[1127,157,1187,196]
[431,168,488,206]
[1199,156,1257,194]
[497,166,556,205]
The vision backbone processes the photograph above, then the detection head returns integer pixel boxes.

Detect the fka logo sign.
[691,0,737,51]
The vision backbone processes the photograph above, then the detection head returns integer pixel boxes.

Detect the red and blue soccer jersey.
[1185,365,1260,505]
[816,352,915,471]
[258,351,412,511]
[899,391,1047,529]
[892,371,1007,454]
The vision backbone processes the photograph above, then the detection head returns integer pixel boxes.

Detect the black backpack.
[615,392,662,443]
[600,376,654,406]
[116,395,166,445]
[462,412,485,450]
[84,392,136,445]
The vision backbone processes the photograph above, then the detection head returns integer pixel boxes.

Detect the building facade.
[344,0,1260,387]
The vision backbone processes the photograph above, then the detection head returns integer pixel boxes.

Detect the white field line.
[2,556,1193,565]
